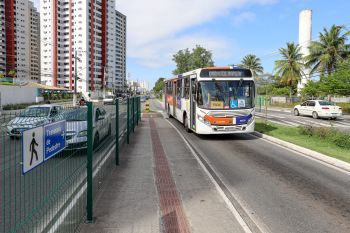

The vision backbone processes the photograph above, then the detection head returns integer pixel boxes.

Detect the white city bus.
[163,66,255,134]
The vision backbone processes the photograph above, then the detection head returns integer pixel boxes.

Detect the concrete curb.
[251,131,350,174]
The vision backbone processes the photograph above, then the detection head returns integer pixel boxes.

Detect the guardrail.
[0,96,141,232]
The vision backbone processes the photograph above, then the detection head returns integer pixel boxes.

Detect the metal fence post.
[115,99,119,165]
[132,97,135,132]
[139,97,141,122]
[86,102,93,222]
[136,97,139,126]
[127,97,130,144]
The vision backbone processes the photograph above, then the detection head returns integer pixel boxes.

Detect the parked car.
[6,104,63,138]
[293,100,342,119]
[55,106,112,150]
[103,95,115,105]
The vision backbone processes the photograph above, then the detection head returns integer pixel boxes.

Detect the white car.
[293,100,342,119]
[55,107,112,150]
[103,95,115,105]
[6,104,63,138]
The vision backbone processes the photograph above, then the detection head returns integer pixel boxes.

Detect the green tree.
[172,48,192,75]
[8,70,16,77]
[301,80,322,98]
[306,25,350,76]
[240,54,264,77]
[190,45,214,70]
[172,45,214,75]
[274,42,305,98]
[321,62,350,96]
[153,77,165,96]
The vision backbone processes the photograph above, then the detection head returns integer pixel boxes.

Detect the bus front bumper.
[195,120,255,134]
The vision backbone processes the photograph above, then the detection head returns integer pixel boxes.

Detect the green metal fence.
[0,96,141,232]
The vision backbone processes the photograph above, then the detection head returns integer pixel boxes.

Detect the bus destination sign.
[200,69,252,78]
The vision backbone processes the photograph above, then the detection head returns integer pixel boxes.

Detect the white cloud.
[115,0,277,68]
[232,11,256,26]
[129,33,237,68]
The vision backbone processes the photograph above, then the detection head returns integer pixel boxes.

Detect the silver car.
[56,107,112,150]
[6,104,62,138]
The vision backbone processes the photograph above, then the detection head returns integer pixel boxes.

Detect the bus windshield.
[197,80,255,110]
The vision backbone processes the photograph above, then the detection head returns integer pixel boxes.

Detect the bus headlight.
[197,115,211,126]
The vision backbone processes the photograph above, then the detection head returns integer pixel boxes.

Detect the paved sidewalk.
[79,113,245,233]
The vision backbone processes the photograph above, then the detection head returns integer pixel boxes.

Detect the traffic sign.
[22,120,66,174]
[22,126,44,174]
[44,120,66,161]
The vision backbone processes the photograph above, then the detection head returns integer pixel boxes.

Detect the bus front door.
[173,81,177,118]
[190,78,196,130]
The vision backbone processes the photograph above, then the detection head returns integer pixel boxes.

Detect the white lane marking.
[167,120,263,233]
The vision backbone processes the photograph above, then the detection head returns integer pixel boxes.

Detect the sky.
[33,0,350,89]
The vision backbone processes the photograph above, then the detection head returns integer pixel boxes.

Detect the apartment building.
[41,0,118,97]
[0,0,40,82]
[115,10,126,92]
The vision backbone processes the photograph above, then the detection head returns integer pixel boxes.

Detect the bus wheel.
[184,114,191,133]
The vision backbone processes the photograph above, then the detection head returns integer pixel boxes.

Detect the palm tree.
[274,42,305,98]
[240,54,264,77]
[306,25,350,76]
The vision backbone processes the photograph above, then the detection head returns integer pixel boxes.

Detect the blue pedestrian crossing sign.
[44,121,66,161]
[22,121,66,174]
[22,126,44,174]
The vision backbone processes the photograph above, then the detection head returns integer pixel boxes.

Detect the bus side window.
[177,80,182,97]
[167,82,172,95]
[184,77,190,99]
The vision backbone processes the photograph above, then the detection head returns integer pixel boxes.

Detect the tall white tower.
[297,9,312,95]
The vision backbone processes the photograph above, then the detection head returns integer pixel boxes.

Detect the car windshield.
[55,109,87,121]
[20,107,50,117]
[197,80,255,110]
[318,101,335,106]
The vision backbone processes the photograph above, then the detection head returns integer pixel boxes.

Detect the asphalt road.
[151,99,350,233]
[255,108,350,132]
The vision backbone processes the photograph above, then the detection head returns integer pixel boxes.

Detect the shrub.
[298,125,313,136]
[298,125,350,149]
[332,132,350,149]
[314,127,334,138]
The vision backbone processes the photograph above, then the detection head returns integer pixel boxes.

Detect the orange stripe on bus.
[204,115,233,125]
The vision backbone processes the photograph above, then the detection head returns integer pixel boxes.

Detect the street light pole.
[73,50,78,106]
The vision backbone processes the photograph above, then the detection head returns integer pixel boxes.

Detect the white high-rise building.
[115,10,126,92]
[41,0,117,97]
[298,9,312,94]
[0,0,40,82]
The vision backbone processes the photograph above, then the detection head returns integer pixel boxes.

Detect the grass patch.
[255,120,350,163]
[338,103,350,114]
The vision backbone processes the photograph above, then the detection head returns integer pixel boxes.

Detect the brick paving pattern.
[149,118,192,233]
